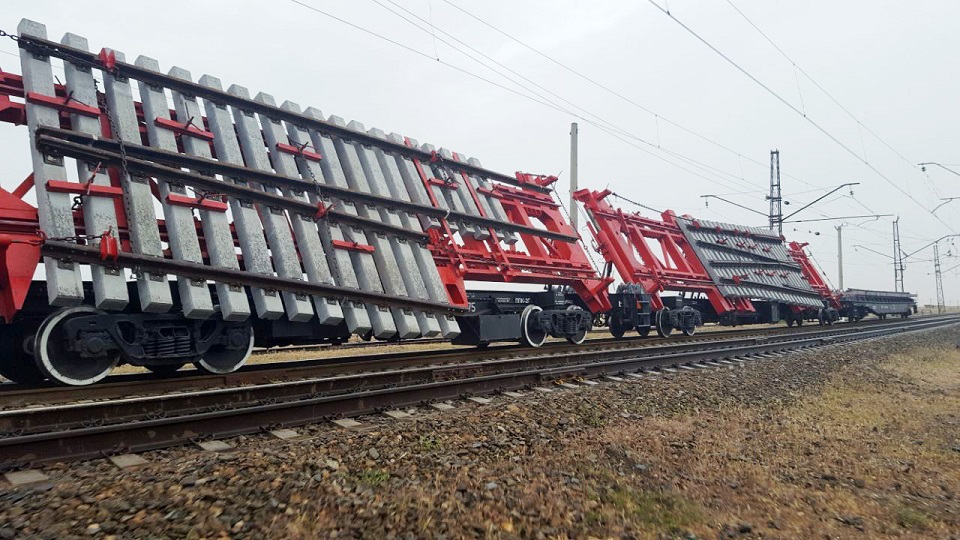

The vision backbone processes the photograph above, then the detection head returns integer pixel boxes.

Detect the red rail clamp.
[99,228,119,262]
[332,239,375,254]
[46,180,123,198]
[26,92,100,118]
[154,117,215,142]
[166,193,228,212]
[276,142,322,162]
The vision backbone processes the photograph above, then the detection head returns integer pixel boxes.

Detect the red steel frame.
[787,241,842,310]
[574,188,754,315]
[0,68,612,320]
[408,150,611,314]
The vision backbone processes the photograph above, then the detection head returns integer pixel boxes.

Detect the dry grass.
[583,345,960,538]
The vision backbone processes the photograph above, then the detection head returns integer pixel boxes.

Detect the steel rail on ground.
[0,316,926,407]
[0,315,954,466]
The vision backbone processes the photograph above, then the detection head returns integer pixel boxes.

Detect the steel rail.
[14,34,547,193]
[1,330,853,434]
[0,316,918,407]
[0,315,943,407]
[35,129,580,244]
[0,315,953,465]
[43,240,464,315]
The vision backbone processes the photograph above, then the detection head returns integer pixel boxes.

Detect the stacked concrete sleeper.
[19,19,466,340]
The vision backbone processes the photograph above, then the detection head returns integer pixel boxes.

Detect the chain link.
[0,29,21,43]
[292,143,324,198]
[94,80,132,185]
[552,187,604,274]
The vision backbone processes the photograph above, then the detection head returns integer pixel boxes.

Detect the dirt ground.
[1,327,958,539]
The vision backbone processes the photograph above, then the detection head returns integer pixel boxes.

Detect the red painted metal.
[25,91,100,118]
[0,65,613,317]
[12,174,34,199]
[331,239,375,254]
[410,142,612,314]
[788,240,842,310]
[574,188,746,314]
[99,229,119,262]
[165,193,228,212]
[46,179,124,198]
[98,48,117,71]
[275,142,322,162]
[0,188,41,323]
[154,116,215,142]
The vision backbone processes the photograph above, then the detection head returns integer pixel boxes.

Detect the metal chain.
[552,188,604,274]
[0,29,20,43]
[94,80,132,185]
[293,144,324,198]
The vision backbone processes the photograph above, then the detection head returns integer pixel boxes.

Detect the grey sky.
[1,1,958,305]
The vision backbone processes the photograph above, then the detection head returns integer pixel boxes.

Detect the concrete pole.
[836,224,843,290]
[569,122,578,231]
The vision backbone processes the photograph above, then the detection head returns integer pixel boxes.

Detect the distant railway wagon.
[0,20,915,385]
[838,289,917,320]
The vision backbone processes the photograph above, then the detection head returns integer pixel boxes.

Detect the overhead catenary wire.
[644,0,956,233]
[368,0,764,194]
[724,0,960,229]
[441,0,825,191]
[285,0,770,196]
[284,0,577,115]
[722,0,934,182]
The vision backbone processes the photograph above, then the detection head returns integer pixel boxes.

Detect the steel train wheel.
[0,324,44,384]
[195,325,255,374]
[681,325,696,337]
[520,305,547,347]
[565,306,589,345]
[636,325,651,338]
[35,307,120,386]
[609,318,627,339]
[655,308,673,338]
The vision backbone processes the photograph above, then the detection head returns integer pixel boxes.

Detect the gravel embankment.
[1,326,958,539]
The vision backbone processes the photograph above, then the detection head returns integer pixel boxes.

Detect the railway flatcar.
[838,289,917,320]
[0,20,665,385]
[0,20,916,386]
[575,189,840,333]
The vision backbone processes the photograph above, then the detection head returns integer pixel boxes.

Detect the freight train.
[0,20,915,385]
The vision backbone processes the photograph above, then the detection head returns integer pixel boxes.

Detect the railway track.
[0,314,954,466]
[0,316,923,408]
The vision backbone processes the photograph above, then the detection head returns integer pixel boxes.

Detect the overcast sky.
[1,1,958,305]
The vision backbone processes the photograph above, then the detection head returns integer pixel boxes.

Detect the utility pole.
[892,218,904,292]
[768,150,782,236]
[569,122,579,231]
[836,224,843,290]
[934,243,945,313]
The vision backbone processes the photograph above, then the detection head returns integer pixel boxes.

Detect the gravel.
[0,325,956,538]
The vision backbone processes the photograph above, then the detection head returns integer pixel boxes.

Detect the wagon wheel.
[609,317,627,339]
[35,307,120,386]
[655,308,673,338]
[520,305,548,347]
[565,306,589,345]
[195,324,255,375]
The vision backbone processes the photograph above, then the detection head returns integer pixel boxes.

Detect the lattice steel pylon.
[768,150,782,236]
[893,218,905,292]
[934,243,945,314]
